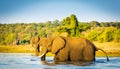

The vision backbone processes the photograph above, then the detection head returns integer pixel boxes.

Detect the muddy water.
[0,53,120,69]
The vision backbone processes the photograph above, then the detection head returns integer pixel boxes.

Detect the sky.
[0,0,120,23]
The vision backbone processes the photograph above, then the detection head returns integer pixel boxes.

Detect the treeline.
[0,14,120,45]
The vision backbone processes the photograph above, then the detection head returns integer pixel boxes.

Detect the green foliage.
[98,28,119,42]
[113,29,120,42]
[0,14,120,45]
[58,14,79,37]
[100,22,107,27]
[79,22,90,31]
[90,21,100,28]
[5,33,16,45]
[70,14,78,29]
[52,19,60,27]
[37,29,47,37]
[85,27,120,43]
[86,30,100,41]
[115,22,120,28]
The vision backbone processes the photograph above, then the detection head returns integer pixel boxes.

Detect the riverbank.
[0,45,53,56]
[0,42,120,57]
[0,45,33,53]
[94,42,120,57]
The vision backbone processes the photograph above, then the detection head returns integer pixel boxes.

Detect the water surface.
[0,53,120,69]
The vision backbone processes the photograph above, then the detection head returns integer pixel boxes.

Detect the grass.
[93,42,120,57]
[0,42,120,57]
[0,45,54,56]
[0,45,34,53]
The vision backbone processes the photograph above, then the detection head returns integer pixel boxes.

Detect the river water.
[0,53,120,69]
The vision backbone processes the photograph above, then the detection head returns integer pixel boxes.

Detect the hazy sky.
[0,0,120,23]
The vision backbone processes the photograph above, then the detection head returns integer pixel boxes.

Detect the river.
[0,53,120,69]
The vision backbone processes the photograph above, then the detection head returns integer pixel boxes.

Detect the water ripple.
[0,53,120,69]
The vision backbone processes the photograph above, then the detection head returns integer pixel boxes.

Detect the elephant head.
[38,37,66,60]
[30,36,40,56]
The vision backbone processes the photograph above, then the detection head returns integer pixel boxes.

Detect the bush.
[79,23,90,31]
[5,33,16,45]
[98,28,116,42]
[85,30,100,41]
[114,29,120,42]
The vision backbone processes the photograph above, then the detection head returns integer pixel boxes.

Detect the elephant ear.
[52,37,65,54]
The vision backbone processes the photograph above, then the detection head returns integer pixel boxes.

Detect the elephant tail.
[96,48,109,61]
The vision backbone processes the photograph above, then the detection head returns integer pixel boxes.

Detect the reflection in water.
[0,53,120,69]
[41,61,94,66]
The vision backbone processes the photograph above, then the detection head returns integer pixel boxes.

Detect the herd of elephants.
[30,36,109,62]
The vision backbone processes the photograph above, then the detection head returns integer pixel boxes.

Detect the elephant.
[30,36,40,56]
[35,36,109,62]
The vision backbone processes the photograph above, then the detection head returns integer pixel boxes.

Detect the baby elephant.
[33,36,109,62]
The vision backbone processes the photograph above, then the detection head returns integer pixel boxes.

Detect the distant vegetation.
[0,14,120,45]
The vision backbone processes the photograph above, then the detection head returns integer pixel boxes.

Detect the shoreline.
[0,42,120,57]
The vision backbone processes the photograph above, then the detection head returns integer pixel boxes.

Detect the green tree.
[104,22,110,27]
[59,14,79,37]
[86,30,100,41]
[79,22,90,31]
[100,22,106,27]
[90,21,100,28]
[109,22,116,27]
[70,14,78,28]
[45,21,52,28]
[38,29,47,37]
[98,28,116,42]
[52,19,60,27]
[5,33,16,45]
[115,22,120,28]
[114,29,120,42]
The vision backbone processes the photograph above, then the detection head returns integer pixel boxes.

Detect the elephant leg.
[54,54,60,61]
[70,48,84,61]
[41,55,46,61]
[59,48,69,61]
[83,46,95,61]
[55,48,69,61]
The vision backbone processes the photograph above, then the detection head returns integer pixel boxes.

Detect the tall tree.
[70,14,78,29]
[59,14,79,37]
[90,21,100,28]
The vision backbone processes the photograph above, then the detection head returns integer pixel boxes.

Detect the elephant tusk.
[38,53,45,57]
[38,47,47,58]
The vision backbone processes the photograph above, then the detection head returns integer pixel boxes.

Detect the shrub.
[85,30,100,41]
[114,29,120,42]
[98,28,117,42]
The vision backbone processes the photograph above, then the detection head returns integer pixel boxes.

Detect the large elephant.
[37,36,109,62]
